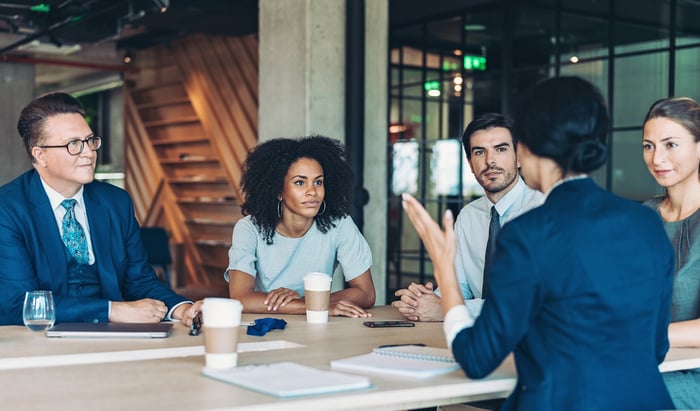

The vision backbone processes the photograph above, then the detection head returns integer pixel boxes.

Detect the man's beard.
[481,166,516,194]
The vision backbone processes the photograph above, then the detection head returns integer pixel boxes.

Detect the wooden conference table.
[1,306,699,411]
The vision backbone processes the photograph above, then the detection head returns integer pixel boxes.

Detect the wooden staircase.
[123,35,258,297]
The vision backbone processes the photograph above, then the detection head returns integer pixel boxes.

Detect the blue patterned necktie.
[61,199,89,264]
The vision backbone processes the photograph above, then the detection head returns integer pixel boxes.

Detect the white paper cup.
[202,298,243,369]
[304,272,331,324]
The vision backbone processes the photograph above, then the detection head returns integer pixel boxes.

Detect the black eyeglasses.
[37,136,102,156]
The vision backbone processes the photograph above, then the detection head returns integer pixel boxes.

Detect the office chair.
[140,227,173,289]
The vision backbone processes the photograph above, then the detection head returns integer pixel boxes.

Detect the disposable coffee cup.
[304,272,331,323]
[202,298,243,369]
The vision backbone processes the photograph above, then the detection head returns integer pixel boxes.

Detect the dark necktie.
[61,199,90,264]
[483,206,501,298]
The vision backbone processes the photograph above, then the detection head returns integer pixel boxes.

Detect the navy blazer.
[453,178,674,411]
[0,170,187,325]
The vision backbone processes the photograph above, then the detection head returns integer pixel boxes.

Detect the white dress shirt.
[453,177,543,299]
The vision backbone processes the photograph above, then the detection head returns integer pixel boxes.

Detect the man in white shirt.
[392,113,542,321]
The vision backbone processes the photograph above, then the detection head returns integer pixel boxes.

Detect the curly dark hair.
[240,135,355,244]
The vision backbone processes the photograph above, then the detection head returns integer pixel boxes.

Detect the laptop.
[46,322,173,338]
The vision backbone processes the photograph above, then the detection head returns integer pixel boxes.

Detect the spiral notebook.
[373,345,455,362]
[330,345,459,379]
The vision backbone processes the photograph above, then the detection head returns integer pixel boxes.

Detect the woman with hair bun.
[641,97,700,409]
[226,136,375,317]
[401,77,674,410]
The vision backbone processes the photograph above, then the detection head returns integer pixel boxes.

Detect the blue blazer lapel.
[83,185,122,300]
[27,172,68,293]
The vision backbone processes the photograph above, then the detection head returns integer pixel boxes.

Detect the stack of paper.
[202,362,372,397]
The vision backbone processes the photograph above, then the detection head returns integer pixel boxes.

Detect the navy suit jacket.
[453,178,674,411]
[0,170,187,325]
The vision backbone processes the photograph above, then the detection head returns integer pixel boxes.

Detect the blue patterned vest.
[64,246,101,297]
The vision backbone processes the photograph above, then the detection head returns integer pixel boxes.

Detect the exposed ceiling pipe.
[0,0,142,56]
[0,16,78,54]
[0,3,80,55]
[0,53,136,72]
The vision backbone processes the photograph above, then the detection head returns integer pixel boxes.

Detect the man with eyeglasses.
[0,92,201,326]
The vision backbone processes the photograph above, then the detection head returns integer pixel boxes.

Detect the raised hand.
[401,193,463,313]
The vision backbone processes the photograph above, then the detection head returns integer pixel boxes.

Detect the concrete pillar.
[0,63,34,184]
[259,0,346,139]
[259,0,388,304]
[363,1,388,304]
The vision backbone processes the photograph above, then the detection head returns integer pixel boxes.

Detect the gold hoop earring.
[318,200,326,216]
[277,200,283,218]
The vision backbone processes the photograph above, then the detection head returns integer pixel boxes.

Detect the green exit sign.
[464,55,486,71]
[30,3,51,13]
[423,80,441,91]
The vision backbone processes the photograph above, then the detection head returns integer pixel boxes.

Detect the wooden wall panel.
[171,34,259,197]
[124,33,258,294]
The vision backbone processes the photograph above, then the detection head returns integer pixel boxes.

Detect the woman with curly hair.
[225,136,375,318]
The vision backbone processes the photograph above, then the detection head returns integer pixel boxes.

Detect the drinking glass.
[23,290,56,331]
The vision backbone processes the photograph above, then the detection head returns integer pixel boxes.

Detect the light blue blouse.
[225,215,372,295]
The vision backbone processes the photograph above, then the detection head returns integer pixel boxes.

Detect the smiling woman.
[226,136,376,318]
[641,97,700,409]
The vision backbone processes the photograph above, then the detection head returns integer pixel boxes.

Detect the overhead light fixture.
[152,0,169,13]
[123,50,133,64]
[16,40,81,55]
[570,55,580,63]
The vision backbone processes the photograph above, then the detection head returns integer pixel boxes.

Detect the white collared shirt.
[40,179,95,265]
[443,178,544,349]
[452,177,543,299]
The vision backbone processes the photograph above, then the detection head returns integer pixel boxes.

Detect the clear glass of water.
[23,290,56,331]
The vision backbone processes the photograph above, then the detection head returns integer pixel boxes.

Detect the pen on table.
[377,343,426,348]
[189,312,202,336]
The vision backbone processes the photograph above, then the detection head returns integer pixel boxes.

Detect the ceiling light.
[569,55,579,63]
[427,89,441,97]
[152,0,169,13]
[16,40,81,55]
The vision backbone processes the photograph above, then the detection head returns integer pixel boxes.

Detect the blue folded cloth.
[246,318,287,336]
